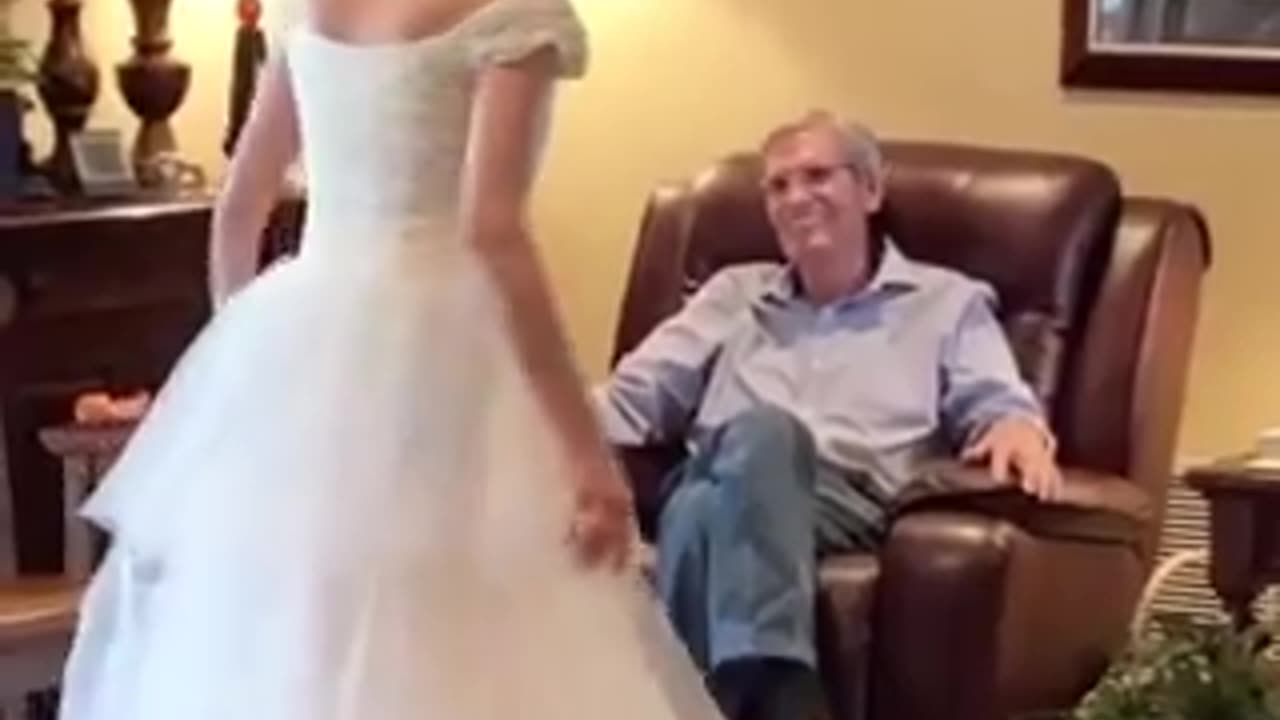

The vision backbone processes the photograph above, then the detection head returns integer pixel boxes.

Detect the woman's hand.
[566,454,636,572]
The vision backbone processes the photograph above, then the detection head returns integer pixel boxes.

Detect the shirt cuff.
[965,405,1056,454]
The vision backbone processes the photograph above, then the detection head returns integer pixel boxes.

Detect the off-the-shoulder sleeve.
[467,0,588,78]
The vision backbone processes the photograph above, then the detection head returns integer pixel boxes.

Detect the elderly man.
[595,111,1061,720]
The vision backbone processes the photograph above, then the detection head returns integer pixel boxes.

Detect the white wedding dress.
[56,1,720,718]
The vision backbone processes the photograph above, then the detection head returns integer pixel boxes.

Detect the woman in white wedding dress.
[55,0,722,718]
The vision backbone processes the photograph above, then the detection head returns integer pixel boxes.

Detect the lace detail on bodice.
[286,0,586,249]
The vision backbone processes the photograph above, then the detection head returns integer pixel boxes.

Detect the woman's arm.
[460,47,632,568]
[208,54,301,308]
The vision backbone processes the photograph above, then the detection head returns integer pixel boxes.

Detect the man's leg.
[655,406,820,720]
[654,407,886,720]
[752,465,885,720]
[655,475,771,720]
[653,477,717,671]
[815,464,887,557]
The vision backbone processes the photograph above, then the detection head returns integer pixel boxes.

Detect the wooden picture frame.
[1060,0,1280,95]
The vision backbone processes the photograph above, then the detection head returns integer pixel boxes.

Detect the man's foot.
[753,658,831,720]
[708,659,762,720]
[709,658,831,720]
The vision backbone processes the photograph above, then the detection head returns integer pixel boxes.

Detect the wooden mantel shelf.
[0,195,300,575]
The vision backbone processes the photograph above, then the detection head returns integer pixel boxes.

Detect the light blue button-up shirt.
[595,241,1045,501]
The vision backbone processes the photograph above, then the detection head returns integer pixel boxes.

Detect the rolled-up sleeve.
[939,285,1050,448]
[594,271,751,446]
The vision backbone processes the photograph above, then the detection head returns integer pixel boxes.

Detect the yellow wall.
[14,0,1280,459]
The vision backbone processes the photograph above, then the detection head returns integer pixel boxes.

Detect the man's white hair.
[761,110,884,185]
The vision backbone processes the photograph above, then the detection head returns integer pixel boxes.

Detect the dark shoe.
[708,659,763,720]
[753,658,831,720]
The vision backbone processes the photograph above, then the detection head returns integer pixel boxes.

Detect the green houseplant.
[1030,549,1280,720]
[1064,614,1280,720]
[0,0,35,195]
[0,0,35,91]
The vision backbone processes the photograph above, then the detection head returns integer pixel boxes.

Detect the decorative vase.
[36,0,100,194]
[117,0,190,185]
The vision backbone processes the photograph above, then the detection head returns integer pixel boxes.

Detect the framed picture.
[70,128,137,197]
[1061,0,1280,95]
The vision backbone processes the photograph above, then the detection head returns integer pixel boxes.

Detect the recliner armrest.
[891,460,1152,546]
[615,444,686,538]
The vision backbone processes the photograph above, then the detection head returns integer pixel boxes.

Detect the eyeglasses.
[762,163,858,196]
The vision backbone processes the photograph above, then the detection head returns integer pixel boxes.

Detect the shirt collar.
[760,236,921,308]
[867,239,921,295]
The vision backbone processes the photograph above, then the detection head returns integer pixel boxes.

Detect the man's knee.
[706,406,818,493]
[658,479,718,541]
[717,406,812,454]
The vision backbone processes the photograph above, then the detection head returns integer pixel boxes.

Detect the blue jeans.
[655,407,885,673]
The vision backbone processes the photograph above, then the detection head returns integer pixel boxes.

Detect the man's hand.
[961,416,1062,502]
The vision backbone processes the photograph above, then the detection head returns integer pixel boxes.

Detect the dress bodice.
[285,0,586,247]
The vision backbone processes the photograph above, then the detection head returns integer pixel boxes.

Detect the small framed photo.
[70,129,137,197]
[1062,0,1280,96]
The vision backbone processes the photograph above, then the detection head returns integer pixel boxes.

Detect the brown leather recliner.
[607,141,1211,720]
